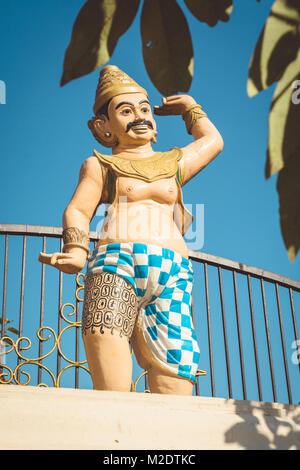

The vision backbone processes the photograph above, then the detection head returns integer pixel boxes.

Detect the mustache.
[126,120,154,132]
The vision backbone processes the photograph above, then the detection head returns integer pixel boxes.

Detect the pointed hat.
[93,65,148,115]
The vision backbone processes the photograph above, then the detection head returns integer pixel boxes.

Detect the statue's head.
[88,65,157,148]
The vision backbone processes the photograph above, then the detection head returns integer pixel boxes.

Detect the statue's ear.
[87,115,118,148]
[94,115,109,134]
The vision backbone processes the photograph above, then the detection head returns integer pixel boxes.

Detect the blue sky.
[1,0,299,276]
[0,0,299,400]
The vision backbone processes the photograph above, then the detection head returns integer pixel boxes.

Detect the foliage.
[60,0,300,262]
[0,318,19,339]
[184,0,233,27]
[60,0,140,87]
[0,318,19,383]
[248,0,300,262]
[141,0,193,95]
[60,0,232,92]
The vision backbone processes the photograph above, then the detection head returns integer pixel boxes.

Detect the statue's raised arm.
[153,94,224,185]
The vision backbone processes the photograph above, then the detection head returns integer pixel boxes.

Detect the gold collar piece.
[93,148,183,182]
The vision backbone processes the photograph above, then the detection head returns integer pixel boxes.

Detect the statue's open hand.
[38,251,87,274]
[153,95,197,116]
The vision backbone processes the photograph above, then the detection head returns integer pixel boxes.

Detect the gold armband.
[62,227,90,256]
[182,104,207,134]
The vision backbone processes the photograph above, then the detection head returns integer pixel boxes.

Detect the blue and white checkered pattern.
[86,243,200,383]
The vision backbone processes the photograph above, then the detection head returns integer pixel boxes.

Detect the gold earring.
[151,131,158,144]
[104,132,111,137]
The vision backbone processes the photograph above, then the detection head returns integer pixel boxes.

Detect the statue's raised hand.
[153,95,197,116]
[38,250,87,274]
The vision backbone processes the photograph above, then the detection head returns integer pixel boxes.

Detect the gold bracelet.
[62,227,90,255]
[182,104,207,134]
[62,242,90,255]
[63,227,89,245]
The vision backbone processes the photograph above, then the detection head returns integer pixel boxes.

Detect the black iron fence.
[0,224,299,404]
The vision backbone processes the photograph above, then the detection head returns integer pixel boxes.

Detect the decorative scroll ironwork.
[0,273,90,387]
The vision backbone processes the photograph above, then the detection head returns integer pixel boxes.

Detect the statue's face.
[107,92,157,146]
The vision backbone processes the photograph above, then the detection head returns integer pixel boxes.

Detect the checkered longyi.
[86,243,200,383]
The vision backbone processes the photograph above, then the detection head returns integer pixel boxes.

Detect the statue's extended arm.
[154,95,223,185]
[38,156,102,273]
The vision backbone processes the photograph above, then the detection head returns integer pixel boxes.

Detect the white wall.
[0,385,299,450]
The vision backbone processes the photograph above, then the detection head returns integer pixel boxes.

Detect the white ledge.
[0,385,299,450]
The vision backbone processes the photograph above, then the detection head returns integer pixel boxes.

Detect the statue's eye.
[121,108,132,115]
[142,107,149,113]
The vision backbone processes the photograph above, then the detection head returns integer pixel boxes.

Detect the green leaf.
[141,0,193,96]
[60,0,140,86]
[277,152,300,262]
[0,318,12,325]
[269,48,300,262]
[266,48,300,177]
[7,326,20,336]
[246,0,300,261]
[247,0,300,97]
[0,318,19,336]
[1,338,12,345]
[184,0,233,27]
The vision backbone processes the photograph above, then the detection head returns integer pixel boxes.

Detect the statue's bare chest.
[117,176,178,204]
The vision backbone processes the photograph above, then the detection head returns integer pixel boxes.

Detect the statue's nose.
[132,106,144,121]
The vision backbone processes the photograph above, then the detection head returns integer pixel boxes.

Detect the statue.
[39,65,223,395]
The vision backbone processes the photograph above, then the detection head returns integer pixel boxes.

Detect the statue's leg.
[131,253,200,396]
[131,317,194,395]
[82,271,138,391]
[146,369,194,395]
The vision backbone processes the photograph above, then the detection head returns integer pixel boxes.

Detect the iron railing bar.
[89,232,101,243]
[18,235,26,335]
[145,370,150,392]
[1,235,9,338]
[289,288,300,373]
[218,267,232,398]
[191,295,199,396]
[204,262,215,397]
[38,236,46,385]
[232,271,247,400]
[17,235,27,382]
[275,282,292,404]
[189,251,300,292]
[0,224,299,289]
[0,225,298,289]
[57,238,63,379]
[0,223,101,242]
[260,279,277,402]
[75,278,80,389]
[0,224,62,238]
[247,274,262,402]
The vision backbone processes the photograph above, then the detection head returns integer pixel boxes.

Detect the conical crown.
[93,65,148,115]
